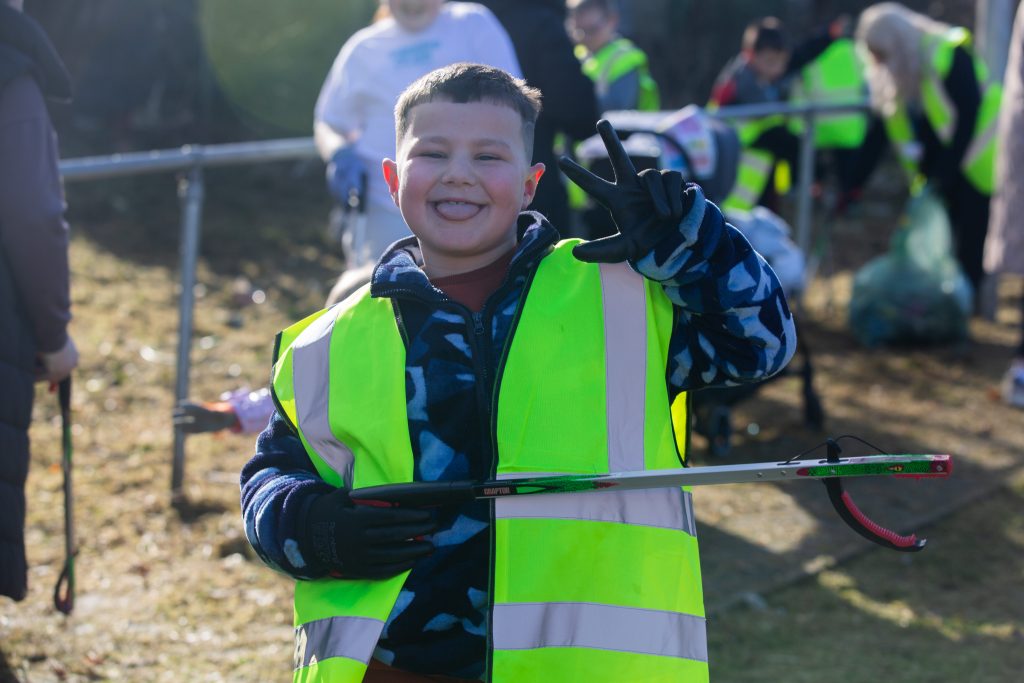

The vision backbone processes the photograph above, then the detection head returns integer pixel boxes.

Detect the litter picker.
[351,438,952,552]
[53,376,76,614]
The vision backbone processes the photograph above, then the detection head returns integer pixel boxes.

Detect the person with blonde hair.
[315,1,522,304]
[1,0,79,602]
[848,2,1001,299]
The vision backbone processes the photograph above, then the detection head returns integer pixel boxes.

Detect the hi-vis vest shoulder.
[272,242,707,683]
[788,38,869,149]
[884,27,1002,194]
[578,37,661,111]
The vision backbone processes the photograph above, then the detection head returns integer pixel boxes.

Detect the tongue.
[434,201,481,221]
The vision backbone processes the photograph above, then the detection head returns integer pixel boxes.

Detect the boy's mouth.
[431,200,483,221]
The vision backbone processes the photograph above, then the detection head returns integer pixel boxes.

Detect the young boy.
[567,0,660,112]
[242,63,796,683]
[709,17,798,212]
[709,16,789,108]
[315,0,521,301]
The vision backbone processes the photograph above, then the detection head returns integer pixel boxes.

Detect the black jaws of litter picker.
[822,439,929,552]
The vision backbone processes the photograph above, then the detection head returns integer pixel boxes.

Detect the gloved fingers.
[595,119,638,183]
[172,403,237,434]
[353,506,434,527]
[572,234,629,264]
[662,171,685,220]
[361,540,435,566]
[557,155,613,206]
[363,519,439,543]
[640,168,671,219]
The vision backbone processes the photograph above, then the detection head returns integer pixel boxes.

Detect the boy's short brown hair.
[742,17,788,53]
[394,63,543,156]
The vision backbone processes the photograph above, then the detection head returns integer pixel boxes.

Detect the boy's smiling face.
[383,100,545,278]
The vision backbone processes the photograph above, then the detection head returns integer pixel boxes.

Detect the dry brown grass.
[1,171,1022,682]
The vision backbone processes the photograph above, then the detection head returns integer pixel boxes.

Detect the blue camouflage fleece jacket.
[240,186,796,679]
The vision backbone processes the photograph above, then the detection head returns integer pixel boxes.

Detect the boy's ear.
[521,163,546,209]
[382,158,400,205]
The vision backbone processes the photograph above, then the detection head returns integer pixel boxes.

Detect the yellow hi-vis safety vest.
[709,102,788,212]
[884,27,1001,195]
[272,241,707,683]
[788,38,869,149]
[577,38,661,111]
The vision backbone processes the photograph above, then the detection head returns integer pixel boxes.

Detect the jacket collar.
[370,211,560,304]
[0,6,71,101]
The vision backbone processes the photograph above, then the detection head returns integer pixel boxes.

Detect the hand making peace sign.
[558,120,694,264]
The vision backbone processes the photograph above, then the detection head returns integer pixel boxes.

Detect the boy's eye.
[418,151,445,159]
[477,153,502,161]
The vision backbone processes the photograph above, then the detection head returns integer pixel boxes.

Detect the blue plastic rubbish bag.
[848,189,973,347]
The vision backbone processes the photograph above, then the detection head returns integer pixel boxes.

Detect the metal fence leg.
[794,112,816,261]
[171,164,205,496]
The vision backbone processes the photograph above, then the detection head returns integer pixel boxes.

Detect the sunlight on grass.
[818,566,1021,644]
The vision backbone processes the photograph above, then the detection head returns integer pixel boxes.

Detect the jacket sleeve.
[602,69,641,113]
[784,29,833,78]
[0,76,71,353]
[240,411,335,579]
[518,12,599,142]
[921,46,981,188]
[631,185,797,395]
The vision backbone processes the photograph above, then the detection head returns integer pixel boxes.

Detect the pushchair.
[571,106,825,457]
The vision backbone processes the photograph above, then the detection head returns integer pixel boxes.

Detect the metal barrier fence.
[57,100,868,494]
[61,138,319,494]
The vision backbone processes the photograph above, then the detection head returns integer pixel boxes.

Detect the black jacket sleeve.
[784,30,834,78]
[919,45,981,188]
[516,9,599,140]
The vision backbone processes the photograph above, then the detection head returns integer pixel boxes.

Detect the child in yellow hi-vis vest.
[242,63,796,683]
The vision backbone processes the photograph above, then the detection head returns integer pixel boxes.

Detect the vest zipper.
[483,267,538,682]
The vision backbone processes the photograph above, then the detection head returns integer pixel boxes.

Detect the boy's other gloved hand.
[326,146,366,207]
[558,119,694,264]
[303,486,437,579]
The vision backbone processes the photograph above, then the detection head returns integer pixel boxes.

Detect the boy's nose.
[441,155,475,185]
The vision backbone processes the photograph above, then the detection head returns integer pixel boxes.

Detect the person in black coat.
[477,0,600,233]
[0,0,78,602]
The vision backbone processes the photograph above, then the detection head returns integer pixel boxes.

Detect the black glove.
[558,119,694,263]
[302,486,437,579]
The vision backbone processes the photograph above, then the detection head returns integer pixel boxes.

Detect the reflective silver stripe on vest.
[599,262,647,472]
[963,115,996,170]
[728,183,759,207]
[294,615,384,669]
[595,41,635,96]
[740,151,773,175]
[495,480,696,536]
[926,72,956,143]
[492,602,708,662]
[291,306,355,485]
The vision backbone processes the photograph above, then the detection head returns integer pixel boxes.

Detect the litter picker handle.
[54,376,75,615]
[821,439,932,552]
[348,444,951,554]
[351,480,478,508]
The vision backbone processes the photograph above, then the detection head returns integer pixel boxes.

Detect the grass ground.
[1,166,1021,682]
